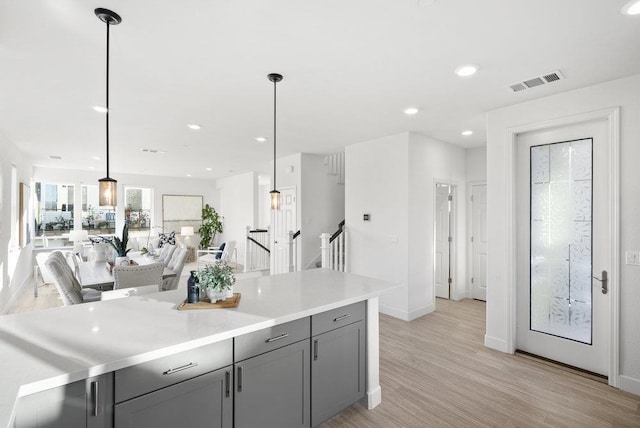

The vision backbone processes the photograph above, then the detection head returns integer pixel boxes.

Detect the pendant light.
[95,8,122,207]
[268,73,283,210]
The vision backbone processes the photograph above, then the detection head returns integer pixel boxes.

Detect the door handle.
[593,270,608,295]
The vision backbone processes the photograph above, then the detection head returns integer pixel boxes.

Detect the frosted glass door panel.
[530,139,592,344]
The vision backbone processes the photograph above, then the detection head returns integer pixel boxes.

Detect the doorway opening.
[435,182,456,300]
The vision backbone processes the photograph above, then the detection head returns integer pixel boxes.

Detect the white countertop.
[0,269,396,427]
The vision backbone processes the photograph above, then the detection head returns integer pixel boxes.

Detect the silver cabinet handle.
[333,314,351,322]
[91,381,99,417]
[237,366,243,392]
[266,333,289,343]
[593,270,608,295]
[225,371,231,398]
[313,339,319,361]
[163,362,198,375]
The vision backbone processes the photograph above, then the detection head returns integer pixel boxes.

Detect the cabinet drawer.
[115,339,232,403]
[312,301,365,336]
[234,317,310,362]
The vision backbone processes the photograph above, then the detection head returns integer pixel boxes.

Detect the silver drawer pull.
[333,314,351,322]
[266,333,289,343]
[91,381,99,417]
[163,362,198,375]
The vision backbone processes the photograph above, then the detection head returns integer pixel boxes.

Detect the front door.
[516,119,609,375]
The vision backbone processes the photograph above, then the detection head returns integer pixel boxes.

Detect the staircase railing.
[244,226,270,273]
[320,220,346,272]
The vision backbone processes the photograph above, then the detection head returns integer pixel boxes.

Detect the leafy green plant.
[110,223,131,257]
[196,261,235,292]
[198,204,223,249]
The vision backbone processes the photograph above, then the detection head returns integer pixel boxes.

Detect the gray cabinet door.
[311,320,365,426]
[235,339,310,428]
[114,367,232,428]
[13,373,114,428]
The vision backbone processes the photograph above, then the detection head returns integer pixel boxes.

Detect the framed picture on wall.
[161,194,203,234]
[19,182,32,247]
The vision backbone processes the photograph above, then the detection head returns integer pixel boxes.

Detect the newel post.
[320,233,331,269]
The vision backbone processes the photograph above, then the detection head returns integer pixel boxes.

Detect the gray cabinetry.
[114,338,233,428]
[311,302,366,426]
[13,373,113,428]
[114,367,232,428]
[234,318,311,428]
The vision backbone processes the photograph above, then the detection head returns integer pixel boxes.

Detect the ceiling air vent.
[141,148,165,154]
[509,70,564,92]
[48,155,63,160]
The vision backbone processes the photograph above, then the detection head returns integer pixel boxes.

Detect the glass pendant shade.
[99,177,117,207]
[270,189,281,210]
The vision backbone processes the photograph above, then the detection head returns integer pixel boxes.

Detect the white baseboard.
[484,334,510,353]
[379,303,435,321]
[367,385,382,409]
[618,375,640,396]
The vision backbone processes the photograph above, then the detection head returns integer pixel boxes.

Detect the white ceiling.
[1,0,639,180]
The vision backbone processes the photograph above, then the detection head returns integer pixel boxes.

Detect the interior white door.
[516,119,609,375]
[270,186,297,274]
[435,184,452,299]
[471,184,488,301]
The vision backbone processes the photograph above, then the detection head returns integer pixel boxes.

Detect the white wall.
[300,154,345,269]
[346,133,410,318]
[217,172,258,266]
[486,73,640,394]
[0,134,35,313]
[346,132,467,320]
[466,146,487,183]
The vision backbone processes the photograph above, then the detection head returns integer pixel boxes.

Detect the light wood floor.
[320,298,640,428]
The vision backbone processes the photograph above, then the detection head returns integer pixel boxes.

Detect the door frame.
[503,107,620,386]
[467,181,487,300]
[433,179,458,301]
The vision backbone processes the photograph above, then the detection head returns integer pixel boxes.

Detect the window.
[124,186,153,234]
[81,184,116,236]
[33,182,75,244]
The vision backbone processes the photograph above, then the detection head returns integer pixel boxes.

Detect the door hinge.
[448,277,452,284]
[471,195,474,202]
[448,236,452,243]
[470,236,474,243]
[471,277,474,283]
[448,194,453,202]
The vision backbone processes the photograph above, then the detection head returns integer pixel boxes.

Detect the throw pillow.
[158,231,176,248]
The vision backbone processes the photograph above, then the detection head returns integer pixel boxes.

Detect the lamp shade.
[99,177,117,207]
[69,230,89,242]
[181,226,194,236]
[270,190,281,210]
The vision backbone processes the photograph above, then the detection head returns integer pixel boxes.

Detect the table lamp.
[181,226,194,247]
[69,230,89,256]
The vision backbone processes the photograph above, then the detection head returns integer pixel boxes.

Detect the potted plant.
[196,261,236,302]
[198,204,223,249]
[110,223,132,265]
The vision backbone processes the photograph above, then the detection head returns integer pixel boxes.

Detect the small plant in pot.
[110,223,132,265]
[196,261,236,302]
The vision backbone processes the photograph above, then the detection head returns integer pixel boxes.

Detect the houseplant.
[198,204,223,249]
[196,261,236,302]
[110,223,131,265]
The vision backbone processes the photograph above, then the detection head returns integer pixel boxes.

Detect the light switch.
[625,251,640,266]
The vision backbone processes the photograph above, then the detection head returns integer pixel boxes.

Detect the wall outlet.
[625,251,640,266]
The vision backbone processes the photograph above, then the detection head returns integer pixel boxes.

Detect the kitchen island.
[0,269,396,427]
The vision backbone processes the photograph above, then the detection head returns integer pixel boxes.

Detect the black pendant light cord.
[273,78,277,190]
[105,18,111,179]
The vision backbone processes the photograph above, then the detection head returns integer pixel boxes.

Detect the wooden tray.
[177,293,241,310]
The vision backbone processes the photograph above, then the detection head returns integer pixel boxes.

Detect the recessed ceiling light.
[255,136,267,143]
[206,167,212,171]
[186,174,192,177]
[622,0,640,14]
[454,64,479,77]
[90,156,101,160]
[187,124,201,130]
[461,130,473,136]
[403,107,419,115]
[92,105,108,113]
[88,166,96,170]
